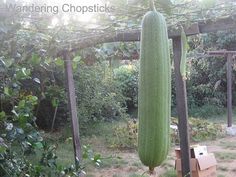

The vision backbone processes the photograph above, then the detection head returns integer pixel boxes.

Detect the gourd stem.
[149,0,156,11]
[149,167,155,174]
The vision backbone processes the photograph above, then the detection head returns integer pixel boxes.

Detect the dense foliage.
[108,117,225,149]
[113,64,139,109]
[74,59,128,130]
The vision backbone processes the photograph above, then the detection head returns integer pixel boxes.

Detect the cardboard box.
[175,146,217,177]
[175,145,208,159]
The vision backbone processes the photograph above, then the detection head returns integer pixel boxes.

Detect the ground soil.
[86,136,236,177]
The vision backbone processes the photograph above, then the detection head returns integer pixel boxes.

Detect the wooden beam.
[65,24,199,53]
[227,54,233,127]
[63,51,82,166]
[169,23,200,38]
[198,16,236,34]
[208,50,236,56]
[55,16,236,54]
[173,37,192,177]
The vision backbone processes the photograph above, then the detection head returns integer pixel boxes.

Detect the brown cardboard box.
[175,145,208,159]
[175,146,217,177]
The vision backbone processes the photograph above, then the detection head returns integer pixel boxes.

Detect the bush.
[170,117,225,143]
[111,61,227,119]
[108,117,225,149]
[113,64,138,109]
[188,104,225,118]
[0,94,77,177]
[107,120,138,149]
[186,56,227,110]
[74,61,129,131]
[189,117,225,141]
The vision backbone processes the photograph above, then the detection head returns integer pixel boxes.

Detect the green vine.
[149,0,156,11]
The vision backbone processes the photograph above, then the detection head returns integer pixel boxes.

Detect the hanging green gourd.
[138,0,171,174]
[180,26,188,80]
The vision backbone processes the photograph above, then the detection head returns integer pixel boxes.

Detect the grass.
[214,152,236,161]
[188,105,236,124]
[39,112,233,176]
[219,141,236,149]
[188,104,226,120]
[207,108,236,123]
[55,141,74,166]
[131,161,143,168]
[100,157,128,168]
[160,168,177,177]
[128,174,148,177]
[218,166,228,171]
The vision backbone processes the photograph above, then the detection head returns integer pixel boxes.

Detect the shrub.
[188,104,225,118]
[113,64,138,109]
[74,61,129,131]
[107,120,138,149]
[189,117,225,141]
[108,117,225,149]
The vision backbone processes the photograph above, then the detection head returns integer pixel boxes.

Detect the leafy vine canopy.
[0,0,235,57]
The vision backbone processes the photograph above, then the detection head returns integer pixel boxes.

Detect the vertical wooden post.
[173,37,192,177]
[227,54,233,127]
[63,51,82,166]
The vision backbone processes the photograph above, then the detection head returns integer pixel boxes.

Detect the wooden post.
[207,51,236,127]
[173,37,192,177]
[63,51,82,166]
[227,54,233,127]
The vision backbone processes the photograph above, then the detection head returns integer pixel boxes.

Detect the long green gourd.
[180,26,188,80]
[138,1,171,174]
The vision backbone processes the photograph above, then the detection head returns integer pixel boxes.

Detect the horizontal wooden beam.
[60,16,236,54]
[198,16,236,34]
[66,24,199,53]
[207,50,236,56]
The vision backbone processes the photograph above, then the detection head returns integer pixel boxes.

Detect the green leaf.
[18,100,26,108]
[30,96,38,103]
[72,61,78,70]
[51,98,59,107]
[0,146,6,153]
[22,68,27,76]
[33,142,44,149]
[0,111,6,121]
[4,87,10,96]
[93,153,101,162]
[3,58,14,68]
[73,56,81,63]
[55,58,64,66]
[18,115,27,127]
[12,109,18,117]
[15,68,31,80]
[31,53,41,65]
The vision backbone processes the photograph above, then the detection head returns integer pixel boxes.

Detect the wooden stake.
[173,37,192,177]
[64,51,82,167]
[227,54,233,127]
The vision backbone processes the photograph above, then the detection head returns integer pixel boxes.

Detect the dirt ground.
[86,136,236,177]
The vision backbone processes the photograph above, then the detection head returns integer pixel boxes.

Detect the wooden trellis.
[62,16,236,177]
[207,50,236,128]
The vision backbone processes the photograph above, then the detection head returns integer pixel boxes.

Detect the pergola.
[207,50,236,128]
[61,16,236,177]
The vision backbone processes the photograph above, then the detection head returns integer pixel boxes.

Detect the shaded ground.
[205,136,236,177]
[83,136,236,177]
